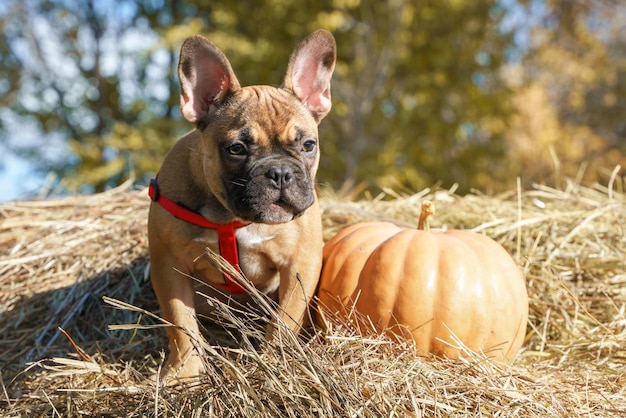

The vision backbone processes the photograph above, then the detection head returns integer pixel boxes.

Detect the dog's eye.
[226,143,247,156]
[301,139,317,153]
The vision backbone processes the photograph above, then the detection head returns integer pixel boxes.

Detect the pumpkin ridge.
[401,230,440,353]
[356,228,408,334]
[431,233,474,357]
[441,230,527,360]
[319,222,402,318]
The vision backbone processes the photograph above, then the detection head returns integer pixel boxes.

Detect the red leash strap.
[149,178,250,293]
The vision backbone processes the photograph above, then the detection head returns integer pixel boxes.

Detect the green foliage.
[0,0,623,195]
[322,1,514,192]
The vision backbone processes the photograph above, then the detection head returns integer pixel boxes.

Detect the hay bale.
[1,179,625,416]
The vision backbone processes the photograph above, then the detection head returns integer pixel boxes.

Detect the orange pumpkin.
[317,202,528,364]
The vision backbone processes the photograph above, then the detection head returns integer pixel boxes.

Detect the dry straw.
[0,176,625,416]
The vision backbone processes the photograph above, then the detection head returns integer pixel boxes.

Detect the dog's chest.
[192,225,279,291]
[235,227,277,280]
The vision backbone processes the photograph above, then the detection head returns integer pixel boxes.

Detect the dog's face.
[177,31,335,224]
[200,87,320,223]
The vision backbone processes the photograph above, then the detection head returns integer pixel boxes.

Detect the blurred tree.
[503,0,626,188]
[196,0,516,192]
[321,0,514,193]
[0,0,516,194]
[2,0,620,196]
[0,0,198,192]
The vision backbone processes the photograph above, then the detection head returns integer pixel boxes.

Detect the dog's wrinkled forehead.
[215,86,318,144]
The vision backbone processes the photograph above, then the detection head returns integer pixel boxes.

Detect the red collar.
[149,178,251,294]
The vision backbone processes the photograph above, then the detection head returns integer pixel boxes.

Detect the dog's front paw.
[155,354,205,386]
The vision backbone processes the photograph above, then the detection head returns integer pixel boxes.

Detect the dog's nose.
[266,166,294,189]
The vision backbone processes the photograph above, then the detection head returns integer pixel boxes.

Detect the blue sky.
[0,0,158,202]
[0,150,46,201]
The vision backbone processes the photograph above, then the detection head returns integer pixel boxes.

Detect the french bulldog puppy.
[148,30,336,380]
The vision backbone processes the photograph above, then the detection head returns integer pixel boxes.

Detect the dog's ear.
[178,35,241,125]
[283,30,336,122]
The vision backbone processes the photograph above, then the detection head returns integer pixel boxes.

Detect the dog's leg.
[150,264,205,380]
[269,204,323,339]
[273,268,320,338]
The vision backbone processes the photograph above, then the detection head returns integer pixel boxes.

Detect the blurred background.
[0,0,624,201]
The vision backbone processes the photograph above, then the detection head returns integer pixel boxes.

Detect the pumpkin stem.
[417,200,435,231]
